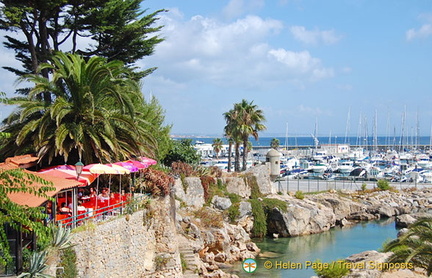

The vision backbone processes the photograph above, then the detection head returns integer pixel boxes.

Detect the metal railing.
[54,194,149,228]
[274,177,431,193]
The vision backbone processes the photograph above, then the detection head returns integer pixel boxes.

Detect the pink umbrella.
[126,160,149,169]
[114,161,139,172]
[140,157,157,166]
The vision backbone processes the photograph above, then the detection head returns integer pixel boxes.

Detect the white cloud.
[268,49,333,80]
[297,104,331,116]
[406,24,432,41]
[406,13,432,41]
[222,0,265,19]
[290,26,341,45]
[143,12,334,91]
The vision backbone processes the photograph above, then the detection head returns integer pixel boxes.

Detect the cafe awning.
[7,170,83,207]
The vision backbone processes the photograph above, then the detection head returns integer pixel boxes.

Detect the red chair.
[55,214,71,226]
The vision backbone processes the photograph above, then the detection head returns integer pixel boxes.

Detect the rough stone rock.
[396,214,417,228]
[340,218,354,227]
[245,164,275,195]
[183,177,206,208]
[237,216,254,233]
[344,250,393,278]
[397,228,409,237]
[347,211,378,221]
[224,177,250,198]
[238,201,252,218]
[214,252,228,263]
[378,205,397,218]
[266,198,336,237]
[187,222,201,239]
[212,196,232,210]
[311,193,365,222]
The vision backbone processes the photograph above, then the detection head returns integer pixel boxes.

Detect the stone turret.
[266,148,281,181]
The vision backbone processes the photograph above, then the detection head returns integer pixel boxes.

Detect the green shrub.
[262,198,288,212]
[294,190,304,200]
[244,174,262,199]
[227,203,240,223]
[205,178,228,206]
[361,183,367,191]
[193,207,224,228]
[180,253,188,273]
[377,179,391,191]
[313,259,350,278]
[249,199,267,238]
[56,246,77,278]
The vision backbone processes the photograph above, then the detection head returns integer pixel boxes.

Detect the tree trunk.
[234,142,240,172]
[227,143,232,172]
[242,138,248,171]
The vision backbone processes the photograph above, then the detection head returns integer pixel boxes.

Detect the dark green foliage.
[270,138,280,149]
[223,100,266,171]
[56,247,77,278]
[227,203,240,223]
[0,169,54,267]
[162,139,201,167]
[226,193,241,223]
[244,174,262,199]
[248,197,288,238]
[383,218,432,275]
[0,0,166,78]
[249,199,267,238]
[262,198,287,212]
[1,53,166,166]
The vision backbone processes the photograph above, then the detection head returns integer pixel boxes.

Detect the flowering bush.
[141,168,174,196]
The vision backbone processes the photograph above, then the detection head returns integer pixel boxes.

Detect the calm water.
[180,136,432,148]
[230,219,398,278]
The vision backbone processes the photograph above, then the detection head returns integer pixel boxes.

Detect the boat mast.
[344,107,351,145]
[373,110,378,152]
[400,107,406,152]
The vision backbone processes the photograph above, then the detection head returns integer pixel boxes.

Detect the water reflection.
[231,219,398,278]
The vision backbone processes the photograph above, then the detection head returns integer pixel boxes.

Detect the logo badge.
[242,258,257,273]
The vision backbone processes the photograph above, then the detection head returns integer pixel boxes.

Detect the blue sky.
[138,0,432,137]
[1,0,432,138]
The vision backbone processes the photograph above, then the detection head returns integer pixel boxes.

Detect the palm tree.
[1,52,156,166]
[233,99,266,171]
[383,218,432,275]
[223,109,241,172]
[271,138,280,149]
[212,138,224,159]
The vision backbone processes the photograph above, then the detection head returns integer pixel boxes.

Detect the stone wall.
[70,197,182,278]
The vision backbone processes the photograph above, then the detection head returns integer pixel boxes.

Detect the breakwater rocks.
[263,189,432,237]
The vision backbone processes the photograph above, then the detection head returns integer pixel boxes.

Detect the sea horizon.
[173,135,432,148]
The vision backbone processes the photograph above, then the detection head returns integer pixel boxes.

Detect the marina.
[191,136,432,187]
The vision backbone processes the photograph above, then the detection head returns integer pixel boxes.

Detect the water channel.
[231,218,398,278]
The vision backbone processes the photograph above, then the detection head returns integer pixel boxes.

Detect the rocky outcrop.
[223,177,250,198]
[344,250,393,278]
[266,196,336,236]
[263,189,432,238]
[245,164,275,195]
[173,177,205,208]
[177,206,259,277]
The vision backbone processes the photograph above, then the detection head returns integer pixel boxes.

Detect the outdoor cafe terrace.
[3,154,157,229]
